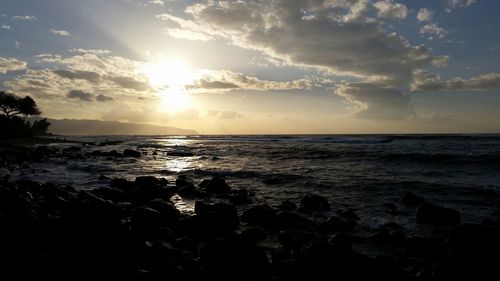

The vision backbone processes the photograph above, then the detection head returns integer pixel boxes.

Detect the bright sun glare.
[142,60,198,113]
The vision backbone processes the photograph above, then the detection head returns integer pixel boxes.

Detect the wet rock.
[416,202,461,225]
[134,176,176,203]
[131,206,167,234]
[240,204,277,224]
[176,176,196,197]
[337,208,359,221]
[239,227,268,243]
[298,194,330,213]
[98,174,110,181]
[91,187,125,202]
[199,176,231,194]
[194,201,239,230]
[400,191,425,206]
[329,232,353,251]
[318,216,356,233]
[265,211,316,231]
[200,238,269,279]
[432,223,500,280]
[369,222,406,247]
[16,179,42,196]
[167,151,194,157]
[123,149,141,158]
[110,177,134,190]
[228,188,251,205]
[277,200,297,211]
[278,230,316,254]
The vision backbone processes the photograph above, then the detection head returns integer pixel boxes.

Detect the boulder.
[416,202,461,225]
[298,194,330,213]
[400,191,425,206]
[123,149,141,158]
[240,204,277,224]
[199,176,231,194]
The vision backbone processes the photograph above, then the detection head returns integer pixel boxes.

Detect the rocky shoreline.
[1,143,500,280]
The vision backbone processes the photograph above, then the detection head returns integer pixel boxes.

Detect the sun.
[143,60,197,88]
[142,59,199,113]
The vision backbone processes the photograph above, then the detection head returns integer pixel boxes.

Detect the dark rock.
[298,194,330,213]
[63,146,81,153]
[278,230,316,254]
[167,150,194,157]
[265,211,315,231]
[277,200,297,211]
[432,223,500,280]
[416,202,461,225]
[98,174,110,180]
[91,187,125,202]
[16,179,42,196]
[228,188,251,205]
[176,176,196,197]
[400,191,425,206]
[337,208,359,221]
[369,222,406,247]
[131,206,167,234]
[110,177,134,190]
[199,176,231,194]
[123,149,141,158]
[329,232,353,251]
[240,204,277,224]
[239,227,268,243]
[200,238,269,279]
[194,201,239,230]
[134,176,176,202]
[318,216,356,233]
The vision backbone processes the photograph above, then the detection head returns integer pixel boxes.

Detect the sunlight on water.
[165,157,192,173]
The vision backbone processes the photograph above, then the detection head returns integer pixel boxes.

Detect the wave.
[382,152,500,165]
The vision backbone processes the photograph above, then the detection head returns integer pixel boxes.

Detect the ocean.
[5,134,500,234]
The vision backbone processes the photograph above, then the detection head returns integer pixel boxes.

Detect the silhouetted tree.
[30,118,51,135]
[0,91,41,119]
[0,91,49,139]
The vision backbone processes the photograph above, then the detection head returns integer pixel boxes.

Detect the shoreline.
[1,142,499,280]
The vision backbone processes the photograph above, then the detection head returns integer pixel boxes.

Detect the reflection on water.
[165,157,193,173]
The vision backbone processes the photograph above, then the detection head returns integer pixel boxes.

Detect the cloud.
[67,90,94,102]
[186,70,313,92]
[411,70,500,92]
[165,28,212,41]
[419,23,447,39]
[0,57,27,74]
[5,52,154,102]
[96,94,114,102]
[12,15,37,21]
[50,29,71,36]
[185,0,446,85]
[14,41,21,48]
[446,0,478,12]
[417,8,434,22]
[52,69,101,82]
[1,24,10,30]
[109,76,151,91]
[186,79,239,90]
[69,48,112,55]
[208,110,244,120]
[335,82,414,120]
[156,13,216,41]
[373,0,408,19]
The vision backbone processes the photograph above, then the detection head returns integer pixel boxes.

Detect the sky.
[1,0,500,134]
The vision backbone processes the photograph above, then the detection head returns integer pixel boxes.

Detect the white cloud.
[411,69,500,92]
[12,15,37,21]
[186,70,314,93]
[446,0,478,12]
[335,81,414,120]
[50,29,71,36]
[419,23,447,39]
[1,24,10,30]
[14,41,21,48]
[0,57,27,74]
[417,8,434,22]
[165,28,212,41]
[374,0,408,19]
